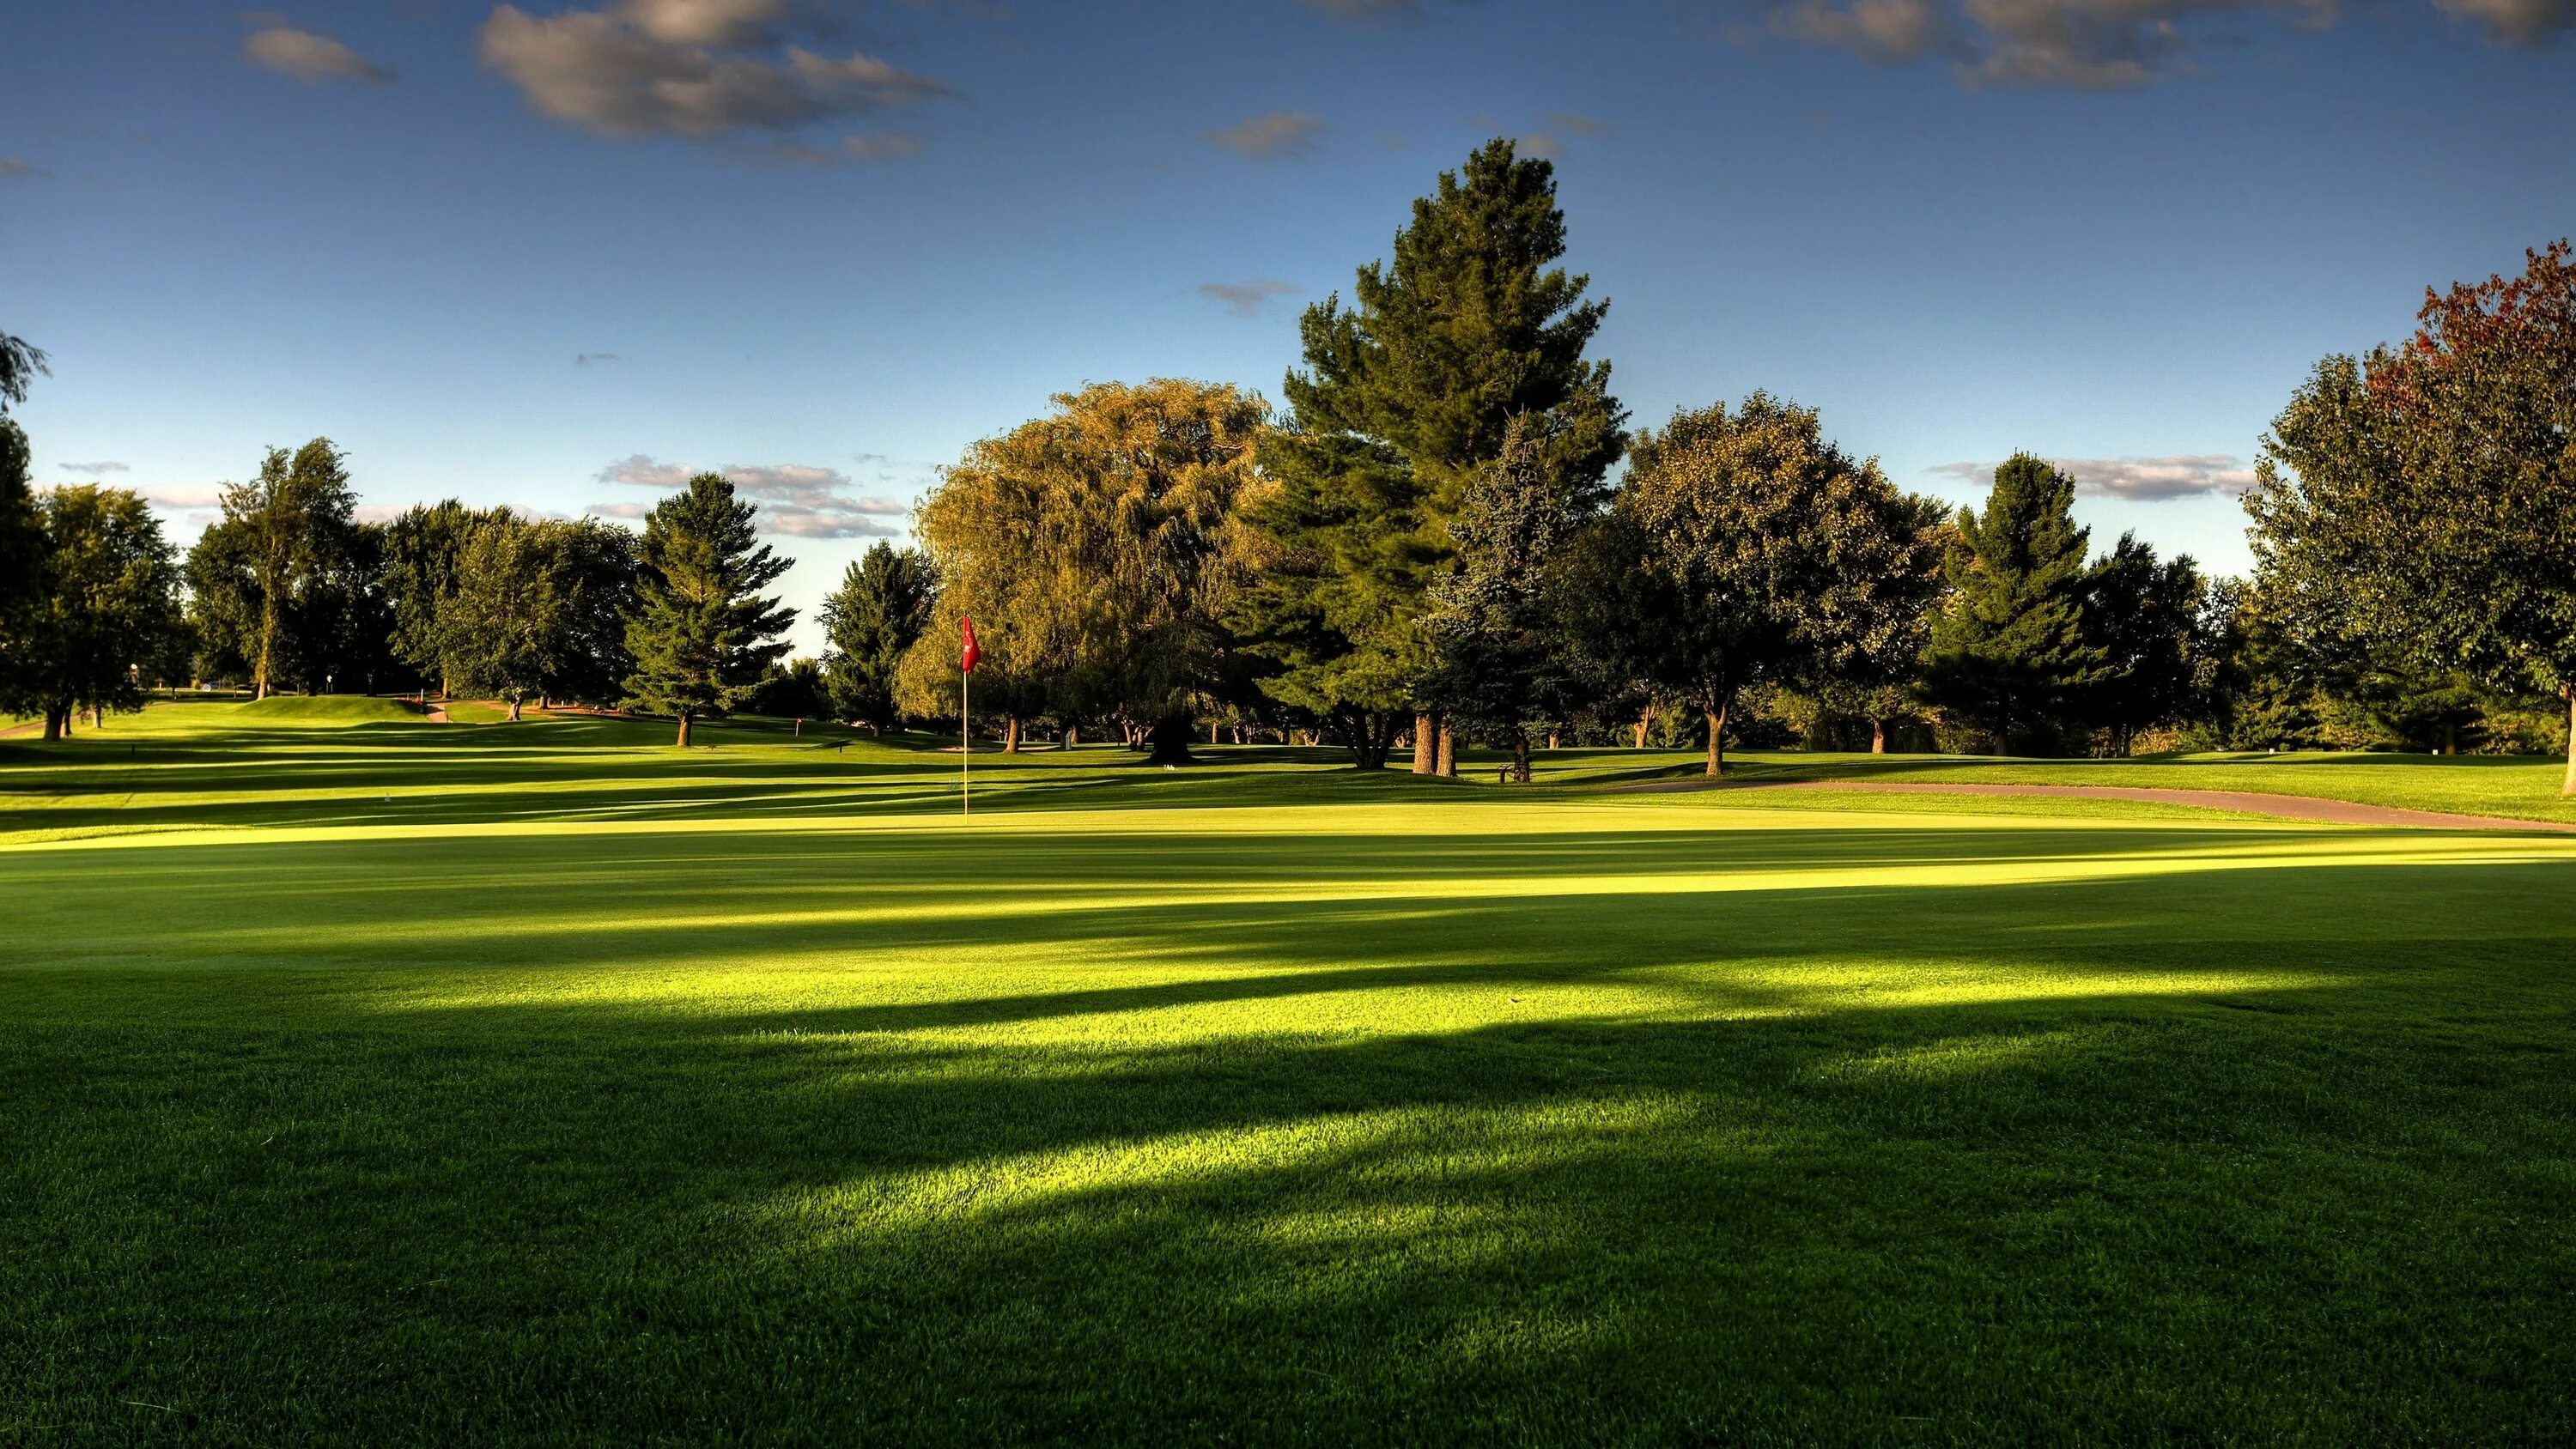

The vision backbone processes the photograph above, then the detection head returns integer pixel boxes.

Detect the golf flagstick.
[959,615,981,816]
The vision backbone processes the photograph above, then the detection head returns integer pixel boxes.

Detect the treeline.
[880,142,2571,778]
[4,142,2568,781]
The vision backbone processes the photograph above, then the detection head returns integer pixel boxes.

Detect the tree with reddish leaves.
[2249,241,2576,792]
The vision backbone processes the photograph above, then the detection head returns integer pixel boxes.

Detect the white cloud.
[593,454,908,537]
[478,1,949,141]
[1199,279,1300,318]
[1929,454,2256,500]
[57,460,130,476]
[1206,111,1327,160]
[243,25,398,84]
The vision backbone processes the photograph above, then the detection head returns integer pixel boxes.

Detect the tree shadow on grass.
[6,831,2576,1444]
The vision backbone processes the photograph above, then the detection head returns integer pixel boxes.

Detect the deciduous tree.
[1592,395,1937,777]
[903,379,1266,763]
[12,486,184,738]
[2248,241,2576,791]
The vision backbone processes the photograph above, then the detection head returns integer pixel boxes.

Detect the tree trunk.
[1546,729,1560,750]
[1064,724,1078,749]
[2562,688,2574,797]
[2441,722,2456,756]
[675,712,692,749]
[1145,712,1195,765]
[1413,712,1436,774]
[1210,719,1221,745]
[41,706,64,742]
[508,694,522,723]
[1871,718,1887,754]
[1437,724,1456,778]
[1511,731,1532,784]
[1705,700,1729,779]
[1633,705,1651,749]
[1004,715,1020,753]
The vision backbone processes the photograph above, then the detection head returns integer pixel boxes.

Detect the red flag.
[960,616,981,675]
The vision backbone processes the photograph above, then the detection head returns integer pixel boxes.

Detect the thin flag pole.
[961,663,970,816]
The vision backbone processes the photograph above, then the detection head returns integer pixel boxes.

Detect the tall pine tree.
[623,473,793,747]
[0,332,49,712]
[819,541,935,728]
[1250,138,1625,769]
[1919,454,2107,753]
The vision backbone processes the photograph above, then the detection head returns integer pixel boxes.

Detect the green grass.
[6,706,2575,1443]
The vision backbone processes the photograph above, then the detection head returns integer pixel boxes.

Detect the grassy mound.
[228,694,422,725]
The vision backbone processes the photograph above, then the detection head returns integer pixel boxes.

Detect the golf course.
[7,699,2574,1444]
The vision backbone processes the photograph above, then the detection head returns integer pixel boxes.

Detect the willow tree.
[1271,137,1625,770]
[2249,241,2576,792]
[903,379,1266,763]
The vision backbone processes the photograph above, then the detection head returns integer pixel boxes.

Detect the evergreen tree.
[1261,138,1625,769]
[2082,532,2207,753]
[0,333,52,711]
[623,473,794,747]
[1919,454,2108,753]
[819,541,934,727]
[1228,431,1431,767]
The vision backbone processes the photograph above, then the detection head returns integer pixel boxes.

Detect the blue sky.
[4,0,2570,651]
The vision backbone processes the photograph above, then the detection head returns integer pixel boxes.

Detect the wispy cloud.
[1763,0,2374,88]
[2435,0,2576,44]
[1206,110,1327,160]
[1929,454,2256,500]
[1198,279,1300,318]
[478,0,950,142]
[57,460,130,476]
[243,24,398,84]
[575,351,621,366]
[593,454,909,537]
[0,157,45,181]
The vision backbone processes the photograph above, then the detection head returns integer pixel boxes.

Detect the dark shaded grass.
[6,814,2576,1445]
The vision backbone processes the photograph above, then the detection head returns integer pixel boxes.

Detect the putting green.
[5,712,2574,1442]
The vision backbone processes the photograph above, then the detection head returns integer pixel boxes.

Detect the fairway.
[7,711,2576,1444]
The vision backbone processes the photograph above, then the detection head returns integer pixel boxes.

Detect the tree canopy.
[903,379,1267,761]
[2248,241,2576,789]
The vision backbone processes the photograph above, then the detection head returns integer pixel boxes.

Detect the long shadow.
[9,803,2576,1440]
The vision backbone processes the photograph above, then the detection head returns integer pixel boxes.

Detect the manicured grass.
[5,707,2575,1442]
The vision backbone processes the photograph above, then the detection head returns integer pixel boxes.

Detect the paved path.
[1641,779,2576,833]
